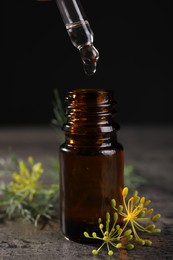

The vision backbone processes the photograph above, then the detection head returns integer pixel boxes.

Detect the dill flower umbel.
[111,187,161,246]
[9,156,43,200]
[84,212,134,256]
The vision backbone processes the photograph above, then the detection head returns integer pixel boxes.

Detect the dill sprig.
[0,156,59,226]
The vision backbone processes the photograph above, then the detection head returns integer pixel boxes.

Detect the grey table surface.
[0,125,173,260]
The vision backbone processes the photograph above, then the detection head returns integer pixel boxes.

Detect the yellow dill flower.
[111,187,161,245]
[84,212,134,255]
[9,156,43,200]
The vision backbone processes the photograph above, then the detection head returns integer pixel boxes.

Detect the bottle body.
[59,89,124,243]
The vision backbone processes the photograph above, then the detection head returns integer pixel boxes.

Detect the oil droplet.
[79,44,99,76]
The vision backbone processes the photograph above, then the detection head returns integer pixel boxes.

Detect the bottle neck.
[63,89,119,149]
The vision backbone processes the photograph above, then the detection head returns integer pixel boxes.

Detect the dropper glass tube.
[55,0,99,75]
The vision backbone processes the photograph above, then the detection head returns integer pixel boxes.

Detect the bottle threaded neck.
[63,89,119,148]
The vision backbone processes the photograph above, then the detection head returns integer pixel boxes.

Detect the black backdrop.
[1,0,173,125]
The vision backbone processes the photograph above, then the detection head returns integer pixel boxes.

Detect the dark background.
[1,0,173,126]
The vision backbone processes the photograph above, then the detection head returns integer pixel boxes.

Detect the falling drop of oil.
[79,44,99,76]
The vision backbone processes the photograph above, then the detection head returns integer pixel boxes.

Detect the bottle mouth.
[66,89,115,105]
[67,88,113,94]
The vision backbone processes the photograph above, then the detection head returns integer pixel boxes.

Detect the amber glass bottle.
[59,89,124,243]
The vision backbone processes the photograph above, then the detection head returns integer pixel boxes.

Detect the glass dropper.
[55,0,99,76]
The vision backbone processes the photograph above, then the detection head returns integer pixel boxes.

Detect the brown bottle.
[59,88,124,243]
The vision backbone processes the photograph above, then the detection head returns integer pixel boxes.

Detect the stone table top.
[0,125,173,260]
